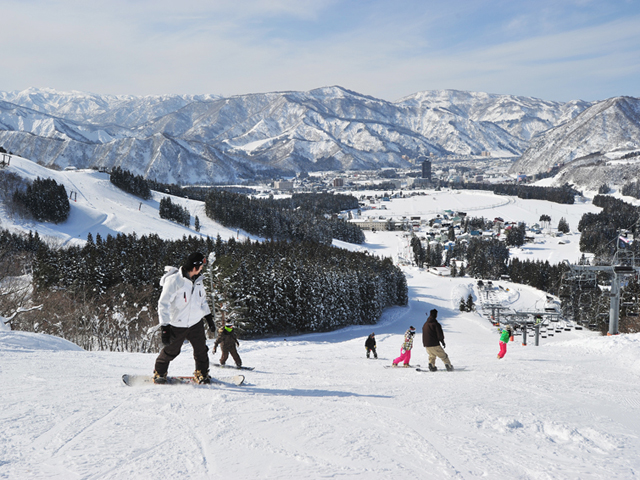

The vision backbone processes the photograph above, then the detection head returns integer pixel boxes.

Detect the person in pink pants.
[393,326,416,367]
[497,325,512,359]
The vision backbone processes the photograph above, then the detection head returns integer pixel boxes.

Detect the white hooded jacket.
[158,266,211,328]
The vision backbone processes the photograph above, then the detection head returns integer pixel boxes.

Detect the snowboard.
[212,363,255,371]
[122,374,245,387]
[384,364,421,369]
[415,367,466,373]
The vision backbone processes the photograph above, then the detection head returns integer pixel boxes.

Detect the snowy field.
[2,157,640,479]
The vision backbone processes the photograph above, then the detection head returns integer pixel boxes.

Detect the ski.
[415,367,466,372]
[212,363,255,371]
[122,374,245,387]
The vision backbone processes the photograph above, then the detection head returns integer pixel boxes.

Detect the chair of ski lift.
[622,301,639,317]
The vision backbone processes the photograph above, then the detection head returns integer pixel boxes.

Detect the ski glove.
[204,313,215,331]
[442,342,446,349]
[161,325,171,346]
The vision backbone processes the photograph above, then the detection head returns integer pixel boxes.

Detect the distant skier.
[497,324,513,359]
[153,252,215,384]
[392,326,416,367]
[422,309,454,371]
[365,333,377,359]
[213,312,242,368]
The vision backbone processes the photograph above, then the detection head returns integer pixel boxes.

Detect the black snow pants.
[154,320,209,375]
[219,344,242,367]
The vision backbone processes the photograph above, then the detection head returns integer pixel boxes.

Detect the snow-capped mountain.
[0,86,592,184]
[397,89,591,142]
[510,96,640,188]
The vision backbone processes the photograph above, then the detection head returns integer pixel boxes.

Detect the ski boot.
[153,371,167,384]
[193,370,211,385]
[445,364,454,372]
[428,364,437,372]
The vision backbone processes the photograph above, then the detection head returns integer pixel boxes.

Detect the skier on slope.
[422,309,454,371]
[153,252,216,384]
[497,324,513,359]
[213,311,243,369]
[365,332,377,359]
[392,326,416,367]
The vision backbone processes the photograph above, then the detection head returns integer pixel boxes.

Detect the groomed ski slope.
[2,234,640,479]
[2,156,640,478]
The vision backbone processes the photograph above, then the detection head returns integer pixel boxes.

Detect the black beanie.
[430,309,438,317]
[183,252,206,270]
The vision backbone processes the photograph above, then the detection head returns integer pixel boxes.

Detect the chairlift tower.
[564,235,639,335]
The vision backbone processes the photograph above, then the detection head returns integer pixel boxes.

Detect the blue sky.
[2,0,639,102]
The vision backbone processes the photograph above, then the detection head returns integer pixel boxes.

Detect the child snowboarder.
[497,324,513,359]
[213,313,242,368]
[365,333,377,359]
[392,326,416,367]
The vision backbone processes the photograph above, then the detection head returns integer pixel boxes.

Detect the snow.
[1,156,256,247]
[2,157,640,478]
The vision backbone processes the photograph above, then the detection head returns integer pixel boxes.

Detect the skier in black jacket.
[364,333,377,358]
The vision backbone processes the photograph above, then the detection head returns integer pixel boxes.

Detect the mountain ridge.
[510,96,640,188]
[0,86,607,184]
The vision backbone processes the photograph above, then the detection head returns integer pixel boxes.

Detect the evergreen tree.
[539,214,551,229]
[557,217,570,234]
[447,225,456,241]
[13,177,70,223]
[466,238,509,279]
[159,197,190,227]
[109,167,151,200]
[505,222,526,247]
[459,297,467,311]
[459,263,466,277]
[466,293,475,312]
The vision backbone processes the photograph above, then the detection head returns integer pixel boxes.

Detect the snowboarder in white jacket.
[153,252,215,384]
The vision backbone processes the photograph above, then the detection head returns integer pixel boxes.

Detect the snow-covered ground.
[2,157,640,479]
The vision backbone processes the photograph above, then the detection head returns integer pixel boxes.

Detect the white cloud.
[0,1,638,102]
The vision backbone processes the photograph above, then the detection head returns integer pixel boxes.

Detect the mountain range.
[0,86,637,186]
[509,96,640,189]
